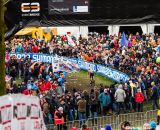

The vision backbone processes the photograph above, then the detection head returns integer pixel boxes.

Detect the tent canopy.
[15,28,34,35]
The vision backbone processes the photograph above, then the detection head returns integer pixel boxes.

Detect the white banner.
[0,94,46,130]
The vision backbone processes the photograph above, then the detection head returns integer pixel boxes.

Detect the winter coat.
[151,86,159,100]
[115,88,126,102]
[135,92,145,103]
[98,92,111,107]
[77,99,86,113]
[16,45,23,53]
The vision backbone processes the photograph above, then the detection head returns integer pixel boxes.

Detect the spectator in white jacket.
[115,84,126,114]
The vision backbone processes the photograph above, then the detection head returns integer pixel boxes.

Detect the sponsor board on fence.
[7,53,129,83]
[0,94,46,130]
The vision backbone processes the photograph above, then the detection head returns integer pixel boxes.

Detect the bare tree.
[0,0,6,95]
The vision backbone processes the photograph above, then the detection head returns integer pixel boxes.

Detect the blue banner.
[8,53,129,83]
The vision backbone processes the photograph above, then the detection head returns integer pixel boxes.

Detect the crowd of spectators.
[6,33,160,76]
[5,32,160,129]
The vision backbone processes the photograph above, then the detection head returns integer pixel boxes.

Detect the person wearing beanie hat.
[143,123,150,130]
[54,107,65,130]
[151,82,155,86]
[105,124,112,130]
[149,121,156,130]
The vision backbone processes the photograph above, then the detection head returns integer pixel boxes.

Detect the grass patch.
[66,70,114,91]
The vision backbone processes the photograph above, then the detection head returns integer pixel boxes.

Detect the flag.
[52,56,79,73]
[52,55,60,72]
[156,45,160,51]
[66,34,76,47]
[59,60,79,73]
[5,75,12,82]
[121,32,128,47]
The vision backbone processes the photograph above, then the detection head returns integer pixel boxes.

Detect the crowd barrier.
[46,110,157,130]
[7,53,129,83]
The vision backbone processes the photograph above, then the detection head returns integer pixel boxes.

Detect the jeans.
[136,102,143,112]
[78,112,86,127]
[152,99,159,110]
[143,90,148,102]
[125,101,132,111]
[112,102,117,112]
[91,112,98,125]
[61,85,65,93]
[103,106,109,116]
[68,109,74,121]
[86,105,90,118]
[57,124,63,130]
[116,102,126,114]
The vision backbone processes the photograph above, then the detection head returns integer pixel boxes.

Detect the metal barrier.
[46,110,158,130]
[146,109,157,121]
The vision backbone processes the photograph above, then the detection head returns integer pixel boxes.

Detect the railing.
[46,110,158,130]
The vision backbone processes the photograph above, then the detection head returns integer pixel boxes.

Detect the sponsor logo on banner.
[7,53,129,83]
[21,2,40,17]
[73,6,88,13]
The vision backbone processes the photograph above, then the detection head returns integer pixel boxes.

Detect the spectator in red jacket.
[31,44,38,53]
[135,89,145,112]
[80,124,90,130]
[39,80,47,92]
[22,85,34,95]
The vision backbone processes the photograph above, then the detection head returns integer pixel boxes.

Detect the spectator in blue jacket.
[98,88,111,116]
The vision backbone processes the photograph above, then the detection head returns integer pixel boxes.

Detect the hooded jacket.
[115,85,126,102]
[135,92,144,103]
[98,92,111,107]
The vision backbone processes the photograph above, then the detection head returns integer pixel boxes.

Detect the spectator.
[157,109,160,125]
[80,124,90,130]
[98,88,111,116]
[71,126,78,130]
[54,107,65,130]
[151,82,159,110]
[105,124,112,130]
[115,84,126,114]
[4,32,160,127]
[135,88,145,112]
[121,121,132,130]
[88,69,94,81]
[149,121,157,130]
[143,123,150,130]
[66,95,75,121]
[77,95,87,127]
[89,89,98,125]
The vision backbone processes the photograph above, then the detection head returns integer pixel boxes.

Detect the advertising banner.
[7,53,129,83]
[0,94,46,130]
[20,0,41,17]
[48,0,90,14]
